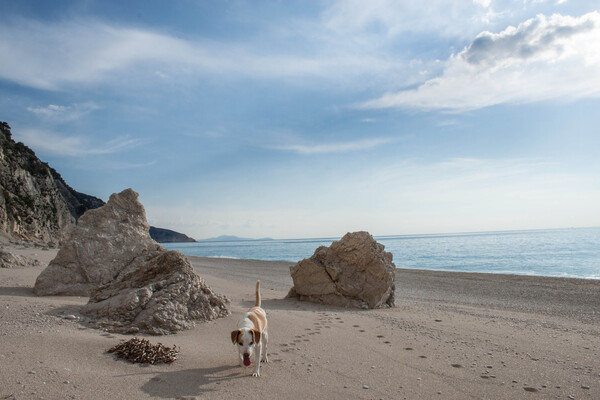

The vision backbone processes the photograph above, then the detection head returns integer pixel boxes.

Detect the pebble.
[581,385,590,390]
[64,315,78,320]
[363,385,369,389]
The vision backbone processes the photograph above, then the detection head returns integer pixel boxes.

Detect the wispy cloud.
[271,137,395,155]
[1,3,581,95]
[0,17,403,91]
[360,12,600,111]
[27,102,101,122]
[15,128,147,157]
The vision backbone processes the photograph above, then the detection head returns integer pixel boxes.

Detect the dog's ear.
[231,329,242,344]
[251,329,261,344]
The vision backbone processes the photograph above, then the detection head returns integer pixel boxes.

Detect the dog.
[230,280,269,377]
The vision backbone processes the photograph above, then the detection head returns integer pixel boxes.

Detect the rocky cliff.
[0,121,104,244]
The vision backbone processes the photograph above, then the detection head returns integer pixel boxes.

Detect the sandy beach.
[1,245,599,399]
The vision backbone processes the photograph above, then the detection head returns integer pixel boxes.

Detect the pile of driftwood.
[107,337,179,364]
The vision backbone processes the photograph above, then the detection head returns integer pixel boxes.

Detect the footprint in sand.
[419,355,427,359]
[451,364,463,368]
[384,341,391,344]
[353,325,360,328]
[376,335,385,338]
[404,347,414,351]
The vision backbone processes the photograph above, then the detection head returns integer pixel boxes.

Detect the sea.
[164,227,600,280]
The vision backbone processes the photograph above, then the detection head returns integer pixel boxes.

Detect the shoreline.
[1,248,599,399]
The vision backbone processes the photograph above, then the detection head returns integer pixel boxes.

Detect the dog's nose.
[243,353,250,358]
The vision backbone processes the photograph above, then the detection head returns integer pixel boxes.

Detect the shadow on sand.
[0,286,35,297]
[139,364,242,398]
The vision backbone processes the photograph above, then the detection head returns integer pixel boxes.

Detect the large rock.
[34,188,163,296]
[81,250,230,335]
[287,231,395,309]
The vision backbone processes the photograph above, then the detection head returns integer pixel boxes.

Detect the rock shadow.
[0,286,35,297]
[140,364,241,398]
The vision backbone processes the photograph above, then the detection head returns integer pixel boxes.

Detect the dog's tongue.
[243,356,251,366]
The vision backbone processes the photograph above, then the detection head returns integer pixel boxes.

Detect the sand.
[1,245,599,400]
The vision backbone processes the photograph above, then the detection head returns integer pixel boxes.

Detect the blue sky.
[1,0,599,239]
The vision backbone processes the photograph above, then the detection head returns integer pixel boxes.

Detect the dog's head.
[231,328,261,367]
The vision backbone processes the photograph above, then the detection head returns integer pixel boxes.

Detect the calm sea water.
[164,228,600,280]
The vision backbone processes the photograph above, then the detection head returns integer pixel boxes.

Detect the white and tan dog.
[230,280,268,377]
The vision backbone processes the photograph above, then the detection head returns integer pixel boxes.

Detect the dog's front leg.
[252,342,263,377]
[262,331,269,363]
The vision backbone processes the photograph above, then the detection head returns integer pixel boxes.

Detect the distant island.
[197,235,274,242]
[149,227,196,243]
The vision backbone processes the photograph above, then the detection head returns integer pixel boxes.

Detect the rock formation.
[34,187,230,334]
[287,231,395,309]
[81,250,229,334]
[0,121,104,244]
[33,188,164,296]
[0,249,40,268]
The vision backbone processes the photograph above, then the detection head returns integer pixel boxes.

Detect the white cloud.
[270,137,394,155]
[27,102,100,122]
[15,128,146,157]
[321,0,509,39]
[473,0,492,7]
[0,19,225,90]
[0,17,405,91]
[360,11,600,111]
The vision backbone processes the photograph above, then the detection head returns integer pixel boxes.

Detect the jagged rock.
[33,189,163,296]
[0,121,104,244]
[81,250,230,335]
[0,249,40,268]
[33,187,230,334]
[287,231,395,309]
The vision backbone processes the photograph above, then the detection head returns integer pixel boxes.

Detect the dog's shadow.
[140,364,242,398]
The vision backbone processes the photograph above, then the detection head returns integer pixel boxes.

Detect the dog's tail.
[255,280,261,307]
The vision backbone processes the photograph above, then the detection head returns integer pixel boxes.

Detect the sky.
[1,0,600,240]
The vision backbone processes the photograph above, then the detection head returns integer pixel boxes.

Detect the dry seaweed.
[107,337,179,364]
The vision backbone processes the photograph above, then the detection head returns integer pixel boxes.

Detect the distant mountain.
[198,235,274,242]
[149,226,196,243]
